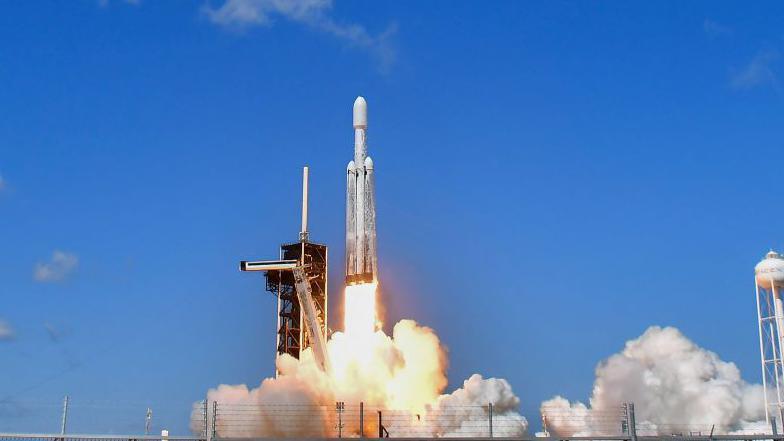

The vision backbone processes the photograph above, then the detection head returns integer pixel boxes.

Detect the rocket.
[345,96,377,285]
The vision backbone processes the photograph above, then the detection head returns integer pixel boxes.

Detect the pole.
[359,402,364,438]
[300,166,309,242]
[336,401,344,438]
[60,395,69,435]
[145,407,152,435]
[212,401,217,439]
[628,403,637,441]
[488,402,493,438]
[376,409,388,438]
[780,406,784,436]
[621,403,628,435]
[203,400,209,441]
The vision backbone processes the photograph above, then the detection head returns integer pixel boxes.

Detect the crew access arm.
[240,259,330,372]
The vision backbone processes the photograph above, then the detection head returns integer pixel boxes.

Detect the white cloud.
[0,320,15,341]
[34,250,79,283]
[98,0,140,7]
[204,0,396,71]
[731,50,780,91]
[703,19,732,39]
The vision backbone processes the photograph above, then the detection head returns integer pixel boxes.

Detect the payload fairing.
[345,96,377,285]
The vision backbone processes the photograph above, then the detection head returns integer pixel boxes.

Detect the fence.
[0,398,206,437]
[2,399,782,440]
[209,402,520,438]
[540,404,632,437]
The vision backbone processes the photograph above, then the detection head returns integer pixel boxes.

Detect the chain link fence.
[209,403,514,438]
[2,399,783,440]
[540,403,632,437]
[0,398,206,437]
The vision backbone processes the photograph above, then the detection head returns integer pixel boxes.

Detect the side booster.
[346,96,377,285]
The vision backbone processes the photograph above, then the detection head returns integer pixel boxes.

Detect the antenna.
[300,166,309,242]
[60,395,69,435]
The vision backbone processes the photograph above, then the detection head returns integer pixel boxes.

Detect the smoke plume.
[541,326,765,436]
[192,318,528,437]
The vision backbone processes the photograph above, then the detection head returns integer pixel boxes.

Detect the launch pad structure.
[265,240,328,360]
[240,167,329,367]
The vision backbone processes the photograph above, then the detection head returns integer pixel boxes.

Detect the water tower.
[755,250,784,428]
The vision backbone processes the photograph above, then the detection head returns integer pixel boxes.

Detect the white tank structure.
[755,250,784,429]
[345,96,378,285]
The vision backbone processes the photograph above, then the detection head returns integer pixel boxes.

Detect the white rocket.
[346,96,377,285]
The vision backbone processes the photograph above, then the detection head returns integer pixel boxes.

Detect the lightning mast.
[239,166,328,370]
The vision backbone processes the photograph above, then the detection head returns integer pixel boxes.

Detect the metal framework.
[265,242,328,361]
[757,279,784,430]
[238,166,329,369]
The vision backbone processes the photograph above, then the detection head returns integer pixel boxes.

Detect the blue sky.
[2,0,784,434]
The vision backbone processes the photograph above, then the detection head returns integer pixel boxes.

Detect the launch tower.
[242,167,328,362]
[755,250,784,429]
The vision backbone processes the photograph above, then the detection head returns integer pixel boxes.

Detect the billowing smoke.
[541,326,765,436]
[192,318,528,437]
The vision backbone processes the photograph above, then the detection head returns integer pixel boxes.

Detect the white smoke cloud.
[541,326,765,436]
[34,250,79,283]
[203,0,396,71]
[192,319,528,437]
[423,374,527,437]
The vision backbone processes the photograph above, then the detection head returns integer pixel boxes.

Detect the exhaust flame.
[343,282,378,336]
[193,282,528,437]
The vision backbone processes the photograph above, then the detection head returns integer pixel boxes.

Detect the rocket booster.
[346,96,377,285]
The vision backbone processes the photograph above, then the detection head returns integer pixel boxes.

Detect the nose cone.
[353,96,367,128]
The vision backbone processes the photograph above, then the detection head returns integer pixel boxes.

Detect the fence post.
[203,400,209,441]
[628,402,637,441]
[145,408,152,435]
[779,408,784,437]
[211,401,218,440]
[621,403,628,435]
[488,402,493,438]
[773,417,778,436]
[359,402,364,438]
[336,401,345,438]
[60,395,69,435]
[377,410,389,438]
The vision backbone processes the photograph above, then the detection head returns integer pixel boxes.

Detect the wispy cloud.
[703,19,732,39]
[203,0,397,72]
[44,322,70,343]
[34,250,79,283]
[97,0,140,7]
[0,320,15,342]
[731,49,780,91]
